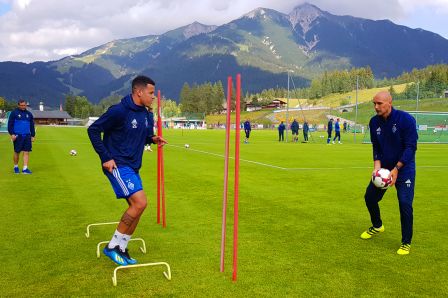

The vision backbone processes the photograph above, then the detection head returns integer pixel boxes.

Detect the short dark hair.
[132,75,155,91]
[18,99,26,105]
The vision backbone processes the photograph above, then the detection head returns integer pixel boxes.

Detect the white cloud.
[0,0,447,62]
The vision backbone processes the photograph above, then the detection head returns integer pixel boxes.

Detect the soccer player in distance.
[291,118,299,143]
[88,75,167,265]
[326,118,333,144]
[243,119,251,143]
[8,99,35,174]
[360,91,418,255]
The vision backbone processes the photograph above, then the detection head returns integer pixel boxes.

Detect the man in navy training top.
[88,75,167,265]
[278,121,286,142]
[326,118,333,144]
[8,99,35,174]
[303,121,309,142]
[360,91,418,255]
[243,119,251,143]
[332,118,342,144]
[291,119,299,143]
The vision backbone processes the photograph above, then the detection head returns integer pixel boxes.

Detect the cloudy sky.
[0,0,447,63]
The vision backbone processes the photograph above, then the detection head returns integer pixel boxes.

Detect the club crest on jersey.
[392,124,397,133]
[376,127,381,135]
[131,119,138,128]
[126,179,135,190]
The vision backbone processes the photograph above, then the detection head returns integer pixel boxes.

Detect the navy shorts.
[104,166,143,199]
[245,130,250,138]
[13,134,32,153]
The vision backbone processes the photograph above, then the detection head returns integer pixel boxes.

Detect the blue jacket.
[369,108,418,175]
[327,120,333,132]
[291,120,299,131]
[244,121,251,131]
[8,108,35,136]
[335,121,340,132]
[303,122,309,132]
[88,95,155,172]
[278,123,286,132]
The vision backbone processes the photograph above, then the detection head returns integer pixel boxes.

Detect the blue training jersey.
[335,121,340,132]
[88,95,155,172]
[369,108,418,174]
[244,121,251,131]
[8,108,35,136]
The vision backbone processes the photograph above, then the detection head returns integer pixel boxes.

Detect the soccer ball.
[70,149,77,156]
[185,144,190,148]
[372,168,392,189]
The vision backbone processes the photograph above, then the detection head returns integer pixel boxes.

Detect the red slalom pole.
[233,73,241,281]
[160,127,166,228]
[156,90,162,224]
[220,76,232,272]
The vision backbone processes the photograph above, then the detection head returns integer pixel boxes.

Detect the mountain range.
[1,3,448,108]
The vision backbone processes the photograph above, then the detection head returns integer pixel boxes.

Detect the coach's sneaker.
[103,245,127,266]
[397,243,411,255]
[14,167,20,174]
[121,248,138,265]
[360,225,385,239]
[22,168,32,174]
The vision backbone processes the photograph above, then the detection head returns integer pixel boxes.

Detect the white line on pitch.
[167,144,448,171]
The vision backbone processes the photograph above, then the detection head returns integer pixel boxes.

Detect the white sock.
[108,230,126,249]
[119,234,132,252]
[14,165,18,168]
[23,166,28,170]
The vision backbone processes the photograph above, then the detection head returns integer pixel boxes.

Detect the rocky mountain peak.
[289,2,324,33]
[182,22,217,39]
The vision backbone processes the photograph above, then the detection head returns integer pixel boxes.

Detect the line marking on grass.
[168,144,448,171]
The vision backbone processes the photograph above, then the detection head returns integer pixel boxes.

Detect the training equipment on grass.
[156,90,166,228]
[220,74,241,282]
[372,168,392,189]
[70,149,77,156]
[112,262,171,286]
[85,221,119,238]
[85,221,171,286]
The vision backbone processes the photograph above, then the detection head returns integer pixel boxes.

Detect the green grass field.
[1,127,447,296]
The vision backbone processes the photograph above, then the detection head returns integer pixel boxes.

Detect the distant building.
[246,98,287,111]
[265,99,287,109]
[162,117,205,129]
[444,90,448,98]
[28,102,72,125]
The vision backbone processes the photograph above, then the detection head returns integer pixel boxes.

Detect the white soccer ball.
[70,149,77,156]
[372,168,392,189]
[185,144,190,148]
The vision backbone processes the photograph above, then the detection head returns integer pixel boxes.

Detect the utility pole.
[286,71,290,142]
[354,76,359,143]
